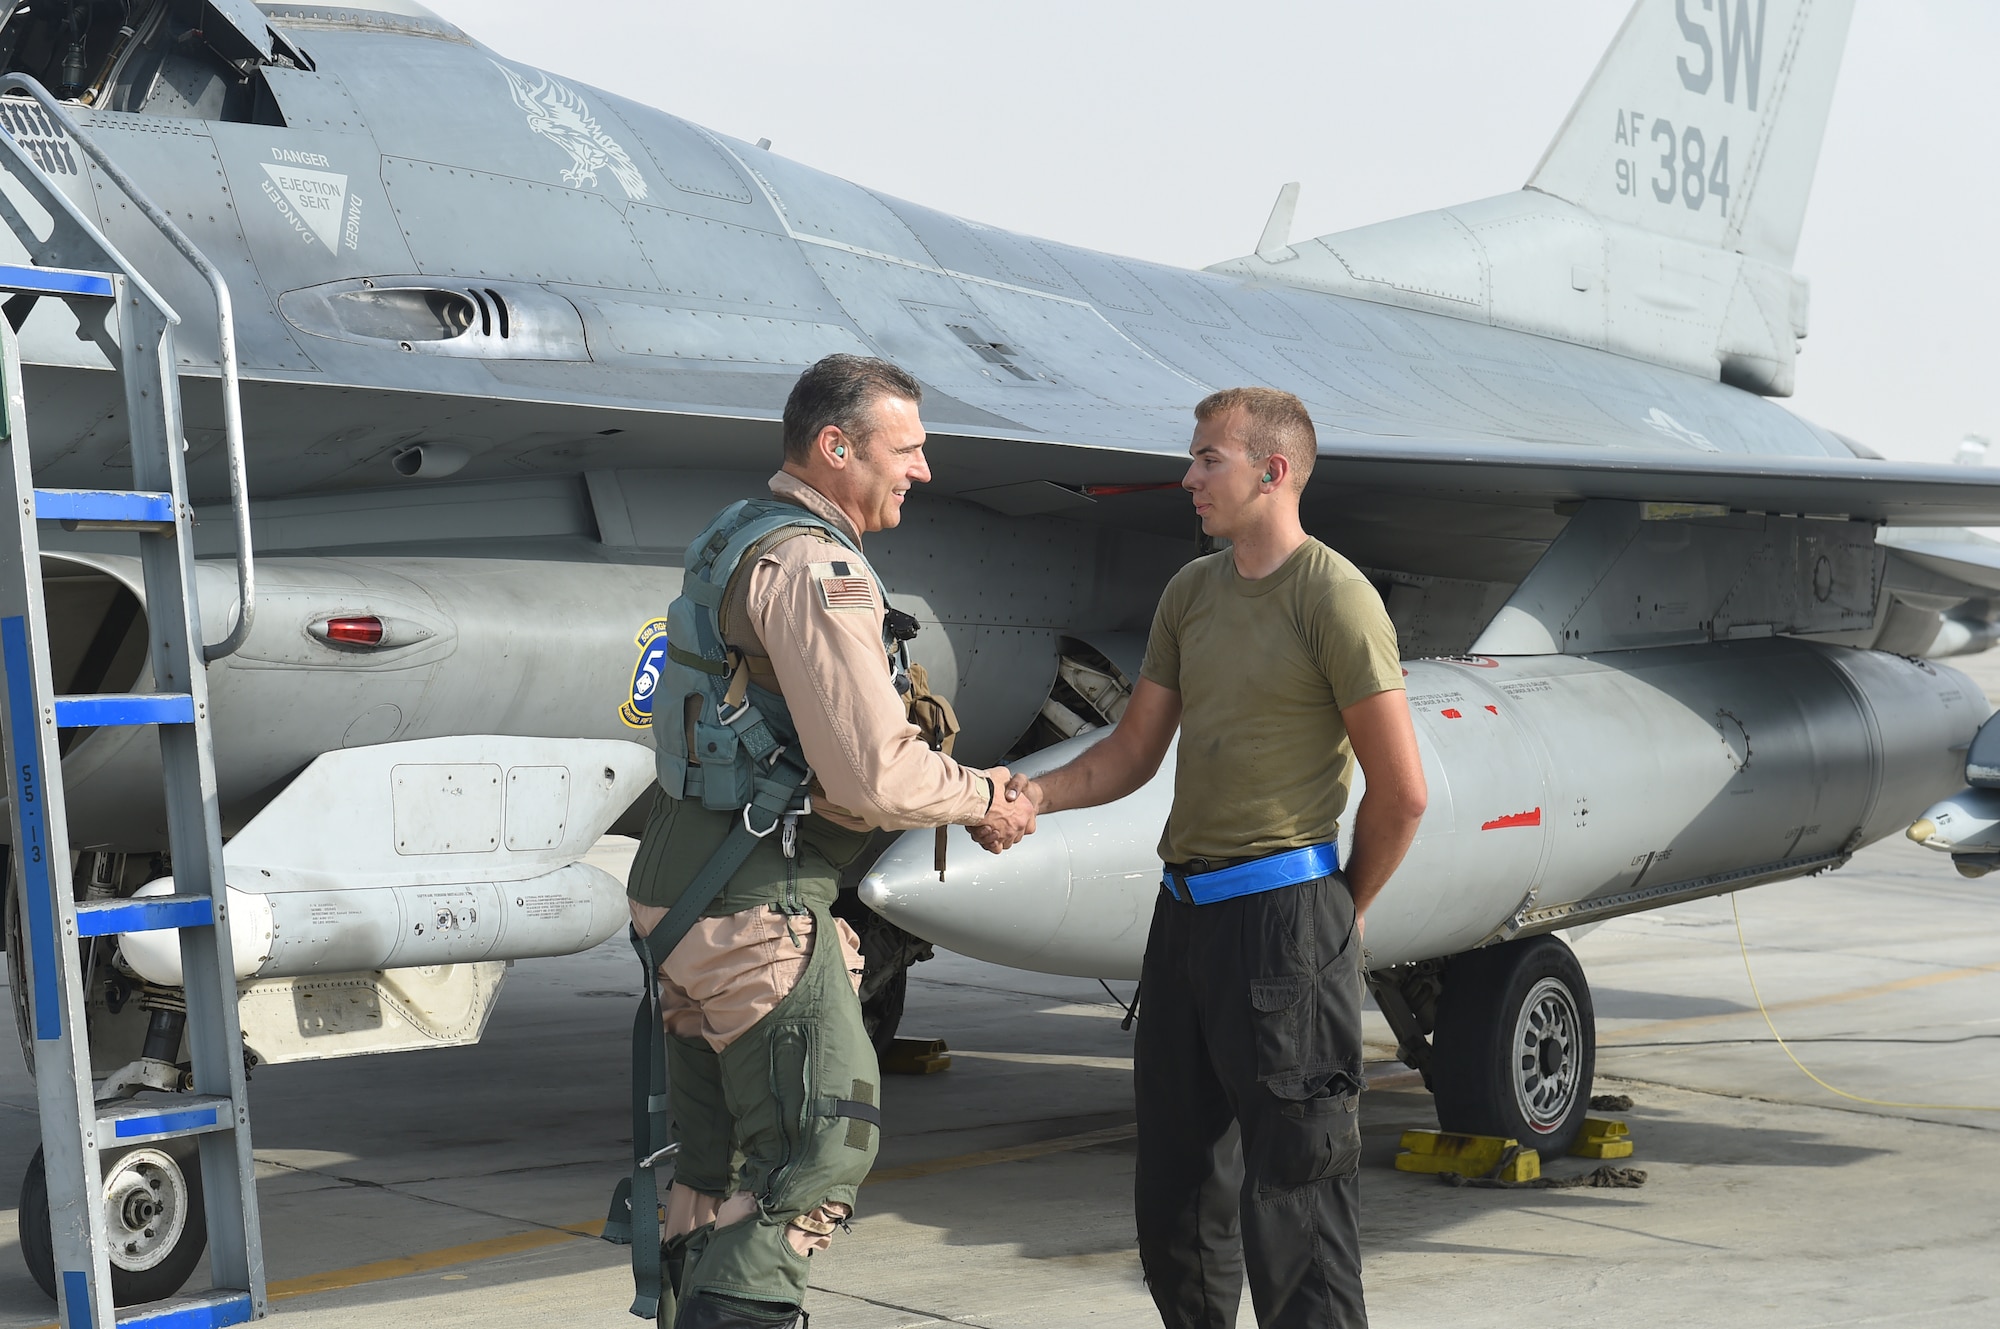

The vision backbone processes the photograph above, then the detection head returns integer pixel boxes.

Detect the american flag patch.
[817,575,876,612]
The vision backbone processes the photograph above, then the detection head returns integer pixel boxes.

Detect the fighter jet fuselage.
[7,0,1973,844]
[3,0,1997,1160]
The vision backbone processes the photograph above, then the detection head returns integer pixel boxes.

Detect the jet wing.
[1304,438,2000,527]
[921,424,2000,531]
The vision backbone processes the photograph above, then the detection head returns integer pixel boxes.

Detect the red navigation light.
[320,616,385,647]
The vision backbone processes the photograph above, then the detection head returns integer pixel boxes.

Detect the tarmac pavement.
[3,828,1999,1328]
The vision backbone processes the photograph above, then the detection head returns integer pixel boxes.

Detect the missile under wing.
[1,0,1999,1299]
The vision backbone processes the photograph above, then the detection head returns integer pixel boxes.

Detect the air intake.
[278,277,589,360]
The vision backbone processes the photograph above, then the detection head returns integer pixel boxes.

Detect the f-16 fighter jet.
[4,0,2000,1302]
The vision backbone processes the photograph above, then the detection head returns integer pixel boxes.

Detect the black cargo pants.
[1134,871,1367,1329]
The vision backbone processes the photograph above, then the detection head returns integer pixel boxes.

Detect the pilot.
[984,388,1428,1329]
[624,353,1037,1329]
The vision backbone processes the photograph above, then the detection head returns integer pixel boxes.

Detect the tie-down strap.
[820,1096,881,1126]
[819,1090,881,1151]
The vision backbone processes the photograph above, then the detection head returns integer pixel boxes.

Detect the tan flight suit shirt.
[721,470,996,831]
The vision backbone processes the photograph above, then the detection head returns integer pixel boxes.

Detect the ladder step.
[98,1095,234,1145]
[74,894,214,937]
[54,693,196,729]
[33,487,176,530]
[114,1289,255,1328]
[0,262,115,299]
[58,1280,255,1329]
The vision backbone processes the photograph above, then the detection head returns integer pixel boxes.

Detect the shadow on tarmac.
[0,942,1907,1325]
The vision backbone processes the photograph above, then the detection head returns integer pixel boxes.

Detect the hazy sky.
[425,1,1997,465]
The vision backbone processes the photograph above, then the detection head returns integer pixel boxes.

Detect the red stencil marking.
[1481,808,1542,831]
[1441,708,1463,719]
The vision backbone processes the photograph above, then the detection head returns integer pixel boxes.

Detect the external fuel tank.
[860,641,1984,977]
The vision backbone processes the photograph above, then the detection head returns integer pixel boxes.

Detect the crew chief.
[627,355,1037,1329]
[984,387,1427,1328]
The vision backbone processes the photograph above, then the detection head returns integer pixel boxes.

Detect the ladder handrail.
[0,73,256,661]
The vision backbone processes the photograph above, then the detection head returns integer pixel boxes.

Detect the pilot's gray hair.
[783,355,924,463]
[1195,386,1316,490]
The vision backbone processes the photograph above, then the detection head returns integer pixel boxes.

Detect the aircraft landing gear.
[1430,934,1597,1158]
[20,1137,209,1305]
[13,846,209,1306]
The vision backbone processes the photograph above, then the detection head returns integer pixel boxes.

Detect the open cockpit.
[0,0,308,122]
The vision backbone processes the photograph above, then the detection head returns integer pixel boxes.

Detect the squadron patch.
[620,618,671,729]
[810,561,876,613]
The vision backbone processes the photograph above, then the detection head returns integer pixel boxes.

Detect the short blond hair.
[1194,387,1316,489]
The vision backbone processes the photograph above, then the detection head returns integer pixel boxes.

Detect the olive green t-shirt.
[1140,539,1404,863]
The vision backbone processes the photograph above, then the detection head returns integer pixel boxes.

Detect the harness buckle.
[743,804,784,839]
[781,813,798,860]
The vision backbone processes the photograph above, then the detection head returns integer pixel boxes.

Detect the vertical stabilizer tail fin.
[1207,0,1859,394]
[1528,0,1854,268]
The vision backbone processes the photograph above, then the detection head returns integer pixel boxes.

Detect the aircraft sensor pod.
[863,640,1985,977]
[116,735,659,984]
[116,863,627,985]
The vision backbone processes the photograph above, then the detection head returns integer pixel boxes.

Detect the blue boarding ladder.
[0,76,261,1327]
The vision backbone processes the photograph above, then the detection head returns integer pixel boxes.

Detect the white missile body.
[1907,709,2000,874]
[862,641,1984,976]
[1906,788,2000,856]
[118,735,655,985]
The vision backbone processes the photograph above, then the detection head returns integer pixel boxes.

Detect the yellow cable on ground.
[1731,895,1999,1112]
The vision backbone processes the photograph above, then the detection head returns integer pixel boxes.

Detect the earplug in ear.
[1261,472,1273,484]
[834,445,846,458]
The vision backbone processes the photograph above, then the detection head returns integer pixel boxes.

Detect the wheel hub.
[1512,976,1582,1134]
[102,1148,188,1271]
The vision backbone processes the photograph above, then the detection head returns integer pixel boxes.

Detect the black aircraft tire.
[19,1148,55,1300]
[19,1141,208,1305]
[5,854,35,1078]
[1430,935,1597,1159]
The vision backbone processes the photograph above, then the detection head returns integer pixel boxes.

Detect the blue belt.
[1162,842,1339,906]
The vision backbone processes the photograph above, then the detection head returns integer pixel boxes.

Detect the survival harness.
[602,497,912,1320]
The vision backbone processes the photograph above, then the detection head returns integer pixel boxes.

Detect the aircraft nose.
[860,822,1072,969]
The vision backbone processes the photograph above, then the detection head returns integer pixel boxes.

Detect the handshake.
[970,771,1044,854]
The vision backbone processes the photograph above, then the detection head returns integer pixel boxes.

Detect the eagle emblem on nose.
[492,60,649,201]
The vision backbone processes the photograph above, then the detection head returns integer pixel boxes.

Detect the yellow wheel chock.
[1393,1130,1541,1183]
[882,1037,952,1075]
[1567,1117,1633,1159]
